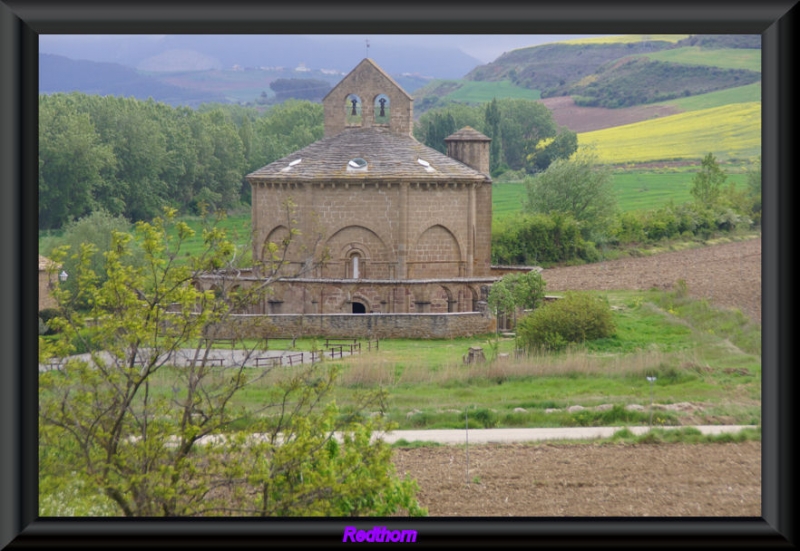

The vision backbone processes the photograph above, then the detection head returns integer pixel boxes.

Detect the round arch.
[345,93,363,126]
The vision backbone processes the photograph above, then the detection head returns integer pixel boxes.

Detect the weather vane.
[366,39,370,57]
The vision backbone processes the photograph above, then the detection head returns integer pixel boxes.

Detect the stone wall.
[323,59,414,137]
[210,312,494,340]
[38,271,57,311]
[252,180,493,281]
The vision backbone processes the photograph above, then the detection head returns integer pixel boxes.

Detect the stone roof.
[247,127,489,183]
[445,126,491,142]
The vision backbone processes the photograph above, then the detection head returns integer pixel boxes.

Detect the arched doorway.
[352,301,367,314]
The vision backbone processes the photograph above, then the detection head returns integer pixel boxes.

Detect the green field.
[660,82,761,112]
[638,47,761,72]
[443,80,542,103]
[492,171,748,218]
[118,288,761,431]
[611,171,748,212]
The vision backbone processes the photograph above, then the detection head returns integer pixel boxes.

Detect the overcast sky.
[42,34,608,64]
[303,35,607,63]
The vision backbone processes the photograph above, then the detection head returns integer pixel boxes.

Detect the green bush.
[516,292,616,352]
[491,213,588,265]
[38,308,62,335]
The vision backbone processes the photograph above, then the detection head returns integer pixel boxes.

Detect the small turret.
[444,127,491,176]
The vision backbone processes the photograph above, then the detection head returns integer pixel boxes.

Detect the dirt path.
[541,237,762,322]
[393,441,761,516]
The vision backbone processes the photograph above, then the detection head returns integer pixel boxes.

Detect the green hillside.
[550,57,760,109]
[412,79,542,114]
[636,47,761,72]
[660,82,761,111]
[465,42,674,92]
[464,34,761,112]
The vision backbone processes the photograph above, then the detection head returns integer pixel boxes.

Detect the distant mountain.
[39,35,482,80]
[459,34,760,108]
[464,42,677,92]
[39,54,227,107]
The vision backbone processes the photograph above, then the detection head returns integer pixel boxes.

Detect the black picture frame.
[2,1,795,547]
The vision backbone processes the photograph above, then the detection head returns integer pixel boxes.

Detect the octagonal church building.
[218,59,502,337]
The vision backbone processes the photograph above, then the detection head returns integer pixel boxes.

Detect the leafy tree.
[690,152,727,207]
[39,208,424,517]
[487,270,546,328]
[524,148,618,239]
[38,94,116,229]
[526,129,578,173]
[48,209,138,308]
[484,99,503,174]
[745,156,762,225]
[495,98,558,172]
[253,100,324,163]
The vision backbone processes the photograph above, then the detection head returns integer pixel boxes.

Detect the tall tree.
[524,149,618,239]
[38,95,115,229]
[690,152,728,207]
[484,99,502,174]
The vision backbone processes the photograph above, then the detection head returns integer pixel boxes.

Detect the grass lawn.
[126,289,759,432]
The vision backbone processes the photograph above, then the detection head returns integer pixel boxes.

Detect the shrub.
[471,408,498,428]
[38,307,62,335]
[516,292,616,352]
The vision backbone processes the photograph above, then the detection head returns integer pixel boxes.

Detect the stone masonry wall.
[212,312,493,340]
[253,181,483,281]
[324,59,413,137]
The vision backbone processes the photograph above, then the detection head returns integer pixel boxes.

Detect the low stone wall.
[210,312,494,339]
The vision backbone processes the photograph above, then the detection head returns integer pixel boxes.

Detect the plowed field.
[392,238,762,517]
[541,236,761,322]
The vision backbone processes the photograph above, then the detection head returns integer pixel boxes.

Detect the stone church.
[203,59,501,337]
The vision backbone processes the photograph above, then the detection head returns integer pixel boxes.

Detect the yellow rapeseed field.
[560,35,690,45]
[577,102,761,164]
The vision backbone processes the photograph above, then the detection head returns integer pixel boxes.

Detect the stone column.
[467,183,475,276]
[398,182,409,279]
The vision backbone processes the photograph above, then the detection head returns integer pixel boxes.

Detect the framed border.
[1,1,795,547]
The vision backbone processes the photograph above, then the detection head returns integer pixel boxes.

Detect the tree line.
[39,93,325,230]
[413,98,578,177]
[491,152,762,266]
[40,93,575,230]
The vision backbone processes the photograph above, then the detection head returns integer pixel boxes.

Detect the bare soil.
[542,236,762,322]
[392,238,762,516]
[393,441,761,516]
[540,96,684,134]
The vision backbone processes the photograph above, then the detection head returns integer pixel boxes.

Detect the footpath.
[372,425,758,445]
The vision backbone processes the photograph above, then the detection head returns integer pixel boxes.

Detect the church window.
[374,94,390,124]
[345,94,363,126]
[350,253,361,279]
